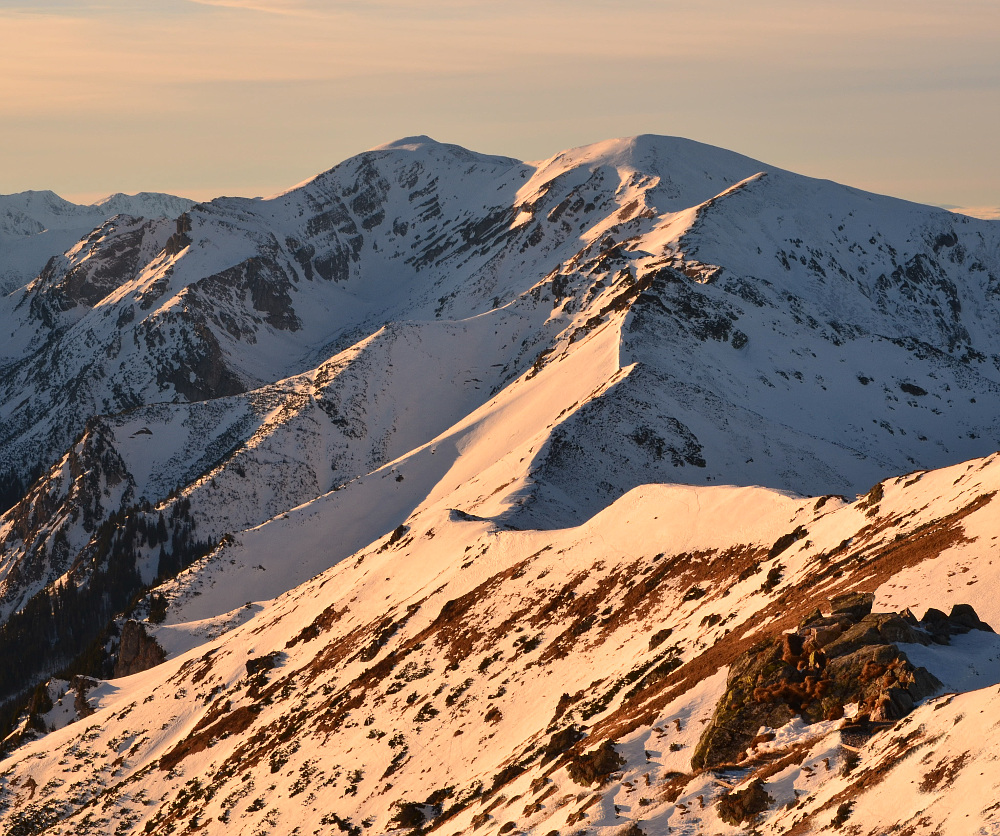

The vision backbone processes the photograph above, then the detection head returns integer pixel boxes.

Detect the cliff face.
[112,620,166,678]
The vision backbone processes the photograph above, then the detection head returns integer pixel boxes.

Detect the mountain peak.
[370,134,443,151]
[0,189,196,294]
[531,134,768,171]
[366,134,522,168]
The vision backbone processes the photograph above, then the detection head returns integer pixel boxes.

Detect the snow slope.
[1,450,999,835]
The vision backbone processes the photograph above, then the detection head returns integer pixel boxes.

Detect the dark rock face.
[690,603,992,769]
[113,620,167,678]
[923,603,994,639]
[197,256,302,334]
[245,652,278,678]
[164,213,192,257]
[565,740,625,787]
[71,675,100,717]
[25,216,168,325]
[541,725,585,763]
[147,316,246,402]
[717,779,774,826]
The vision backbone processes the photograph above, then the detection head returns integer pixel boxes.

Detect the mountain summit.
[0,136,998,835]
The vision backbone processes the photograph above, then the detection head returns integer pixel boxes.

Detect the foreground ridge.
[1,457,1000,834]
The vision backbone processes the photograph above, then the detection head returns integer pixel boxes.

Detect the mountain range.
[0,135,998,835]
[0,190,196,296]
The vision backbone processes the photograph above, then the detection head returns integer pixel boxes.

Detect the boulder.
[948,603,994,633]
[871,687,914,721]
[921,604,994,641]
[717,779,773,825]
[690,638,797,769]
[781,632,805,662]
[807,622,843,648]
[921,607,951,642]
[828,591,875,621]
[868,613,928,645]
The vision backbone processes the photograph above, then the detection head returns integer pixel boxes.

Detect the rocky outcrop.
[71,675,99,718]
[691,598,992,769]
[113,620,167,678]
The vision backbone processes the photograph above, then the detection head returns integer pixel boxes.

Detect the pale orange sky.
[1,0,998,209]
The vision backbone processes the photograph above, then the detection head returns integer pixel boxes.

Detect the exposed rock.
[943,603,994,634]
[113,620,167,678]
[689,636,798,770]
[71,676,99,718]
[828,591,874,621]
[648,626,673,651]
[542,724,585,763]
[164,213,192,257]
[690,603,993,769]
[871,686,914,721]
[716,778,773,825]
[822,612,929,656]
[245,652,278,678]
[807,620,844,647]
[389,802,426,830]
[565,740,625,787]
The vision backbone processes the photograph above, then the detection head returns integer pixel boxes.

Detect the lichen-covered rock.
[690,638,797,769]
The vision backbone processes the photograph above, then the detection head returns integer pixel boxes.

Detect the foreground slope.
[1,452,999,835]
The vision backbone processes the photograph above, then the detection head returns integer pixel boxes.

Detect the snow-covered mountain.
[0,135,999,834]
[0,190,195,295]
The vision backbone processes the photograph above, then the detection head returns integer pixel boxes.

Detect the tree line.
[0,497,216,747]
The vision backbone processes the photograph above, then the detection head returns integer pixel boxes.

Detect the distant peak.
[531,134,770,175]
[371,135,442,152]
[16,189,61,199]
[366,136,521,168]
[90,193,129,208]
[1,189,73,209]
[89,192,196,217]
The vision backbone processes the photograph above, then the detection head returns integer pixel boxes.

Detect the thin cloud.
[183,0,326,15]
[0,0,168,8]
[2,0,997,206]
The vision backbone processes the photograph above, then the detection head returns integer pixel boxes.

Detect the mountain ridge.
[0,135,999,834]
[0,189,196,296]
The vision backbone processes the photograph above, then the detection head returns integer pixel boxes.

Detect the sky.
[1,0,998,212]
